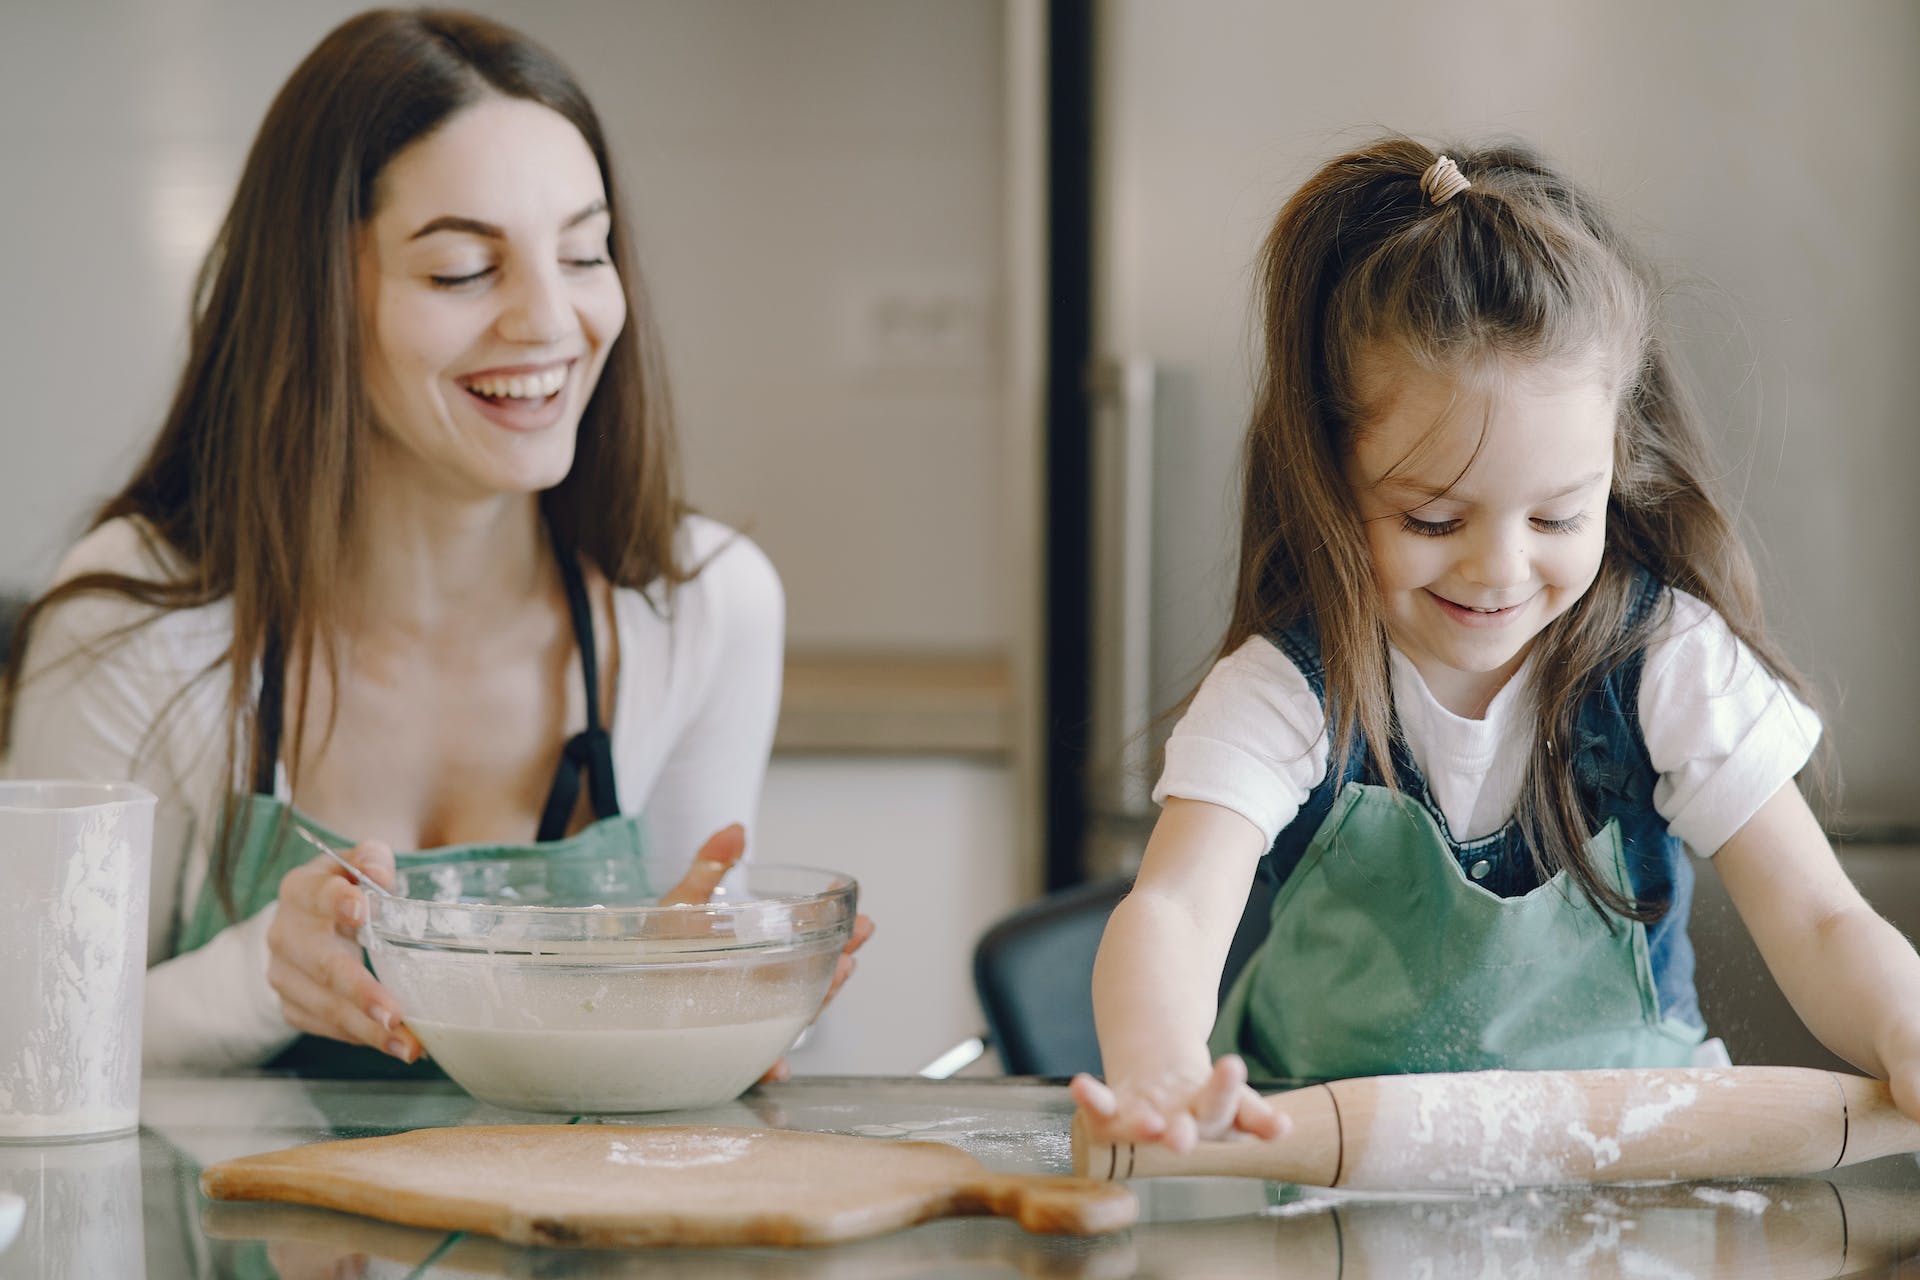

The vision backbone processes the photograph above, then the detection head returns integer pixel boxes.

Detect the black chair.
[972,873,1275,1077]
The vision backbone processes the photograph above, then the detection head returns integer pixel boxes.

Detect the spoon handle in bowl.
[294,825,393,897]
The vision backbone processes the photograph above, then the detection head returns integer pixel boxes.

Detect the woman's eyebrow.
[407,199,609,242]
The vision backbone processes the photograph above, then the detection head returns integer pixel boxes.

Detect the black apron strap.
[536,536,623,841]
[254,630,286,796]
[258,532,620,840]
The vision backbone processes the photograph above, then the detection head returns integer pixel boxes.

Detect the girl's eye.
[564,255,611,270]
[1398,514,1459,537]
[429,267,494,288]
[1532,514,1589,534]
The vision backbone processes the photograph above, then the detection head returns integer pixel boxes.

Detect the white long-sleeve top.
[6,514,784,1073]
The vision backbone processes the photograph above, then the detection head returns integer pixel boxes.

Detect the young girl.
[1071,138,1920,1152]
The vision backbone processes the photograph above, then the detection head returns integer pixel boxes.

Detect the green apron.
[178,537,648,1078]
[1211,781,1704,1079]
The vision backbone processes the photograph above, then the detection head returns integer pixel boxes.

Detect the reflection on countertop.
[2,1073,1914,1278]
[1129,1175,1920,1279]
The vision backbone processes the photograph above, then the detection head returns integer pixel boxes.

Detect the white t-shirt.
[1155,589,1821,856]
[5,514,784,1073]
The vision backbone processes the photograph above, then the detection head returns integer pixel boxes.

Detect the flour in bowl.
[408,1013,812,1113]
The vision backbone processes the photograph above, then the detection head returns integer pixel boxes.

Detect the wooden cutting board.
[200,1124,1138,1247]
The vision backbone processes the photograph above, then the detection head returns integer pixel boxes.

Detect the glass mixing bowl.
[363,854,856,1113]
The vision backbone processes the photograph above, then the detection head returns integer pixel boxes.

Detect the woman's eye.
[1398,513,1459,537]
[564,255,611,270]
[429,267,495,288]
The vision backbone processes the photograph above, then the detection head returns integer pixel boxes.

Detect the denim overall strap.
[1564,570,1703,1029]
[1258,622,1369,889]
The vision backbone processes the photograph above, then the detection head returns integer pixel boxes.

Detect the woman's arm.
[1072,797,1282,1152]
[632,526,785,861]
[9,527,303,1070]
[1713,782,1920,1118]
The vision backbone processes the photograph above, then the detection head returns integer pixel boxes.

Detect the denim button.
[1468,859,1491,881]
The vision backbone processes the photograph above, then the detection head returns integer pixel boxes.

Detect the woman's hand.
[657,823,748,905]
[758,913,875,1083]
[267,839,423,1062]
[658,824,876,1085]
[1070,1054,1285,1154]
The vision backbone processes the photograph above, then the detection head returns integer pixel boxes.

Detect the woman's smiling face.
[1346,353,1618,718]
[358,93,627,501]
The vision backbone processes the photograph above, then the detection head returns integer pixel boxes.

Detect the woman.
[3,9,866,1074]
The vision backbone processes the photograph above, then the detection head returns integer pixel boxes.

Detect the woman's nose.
[497,262,573,345]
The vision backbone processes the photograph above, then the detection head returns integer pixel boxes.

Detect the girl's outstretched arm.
[1071,797,1285,1153]
[1713,782,1920,1119]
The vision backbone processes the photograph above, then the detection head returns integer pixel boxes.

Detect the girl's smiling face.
[358,93,627,501]
[1346,354,1617,718]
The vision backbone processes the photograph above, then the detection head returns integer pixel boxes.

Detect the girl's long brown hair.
[1224,136,1817,919]
[2,9,692,909]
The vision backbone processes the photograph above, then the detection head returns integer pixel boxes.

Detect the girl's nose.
[1460,524,1529,589]
[498,263,573,345]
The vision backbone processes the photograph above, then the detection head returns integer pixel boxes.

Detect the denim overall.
[176,539,649,1077]
[1210,571,1707,1078]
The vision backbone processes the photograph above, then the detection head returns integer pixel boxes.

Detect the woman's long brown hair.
[2,9,692,910]
[1222,136,1818,919]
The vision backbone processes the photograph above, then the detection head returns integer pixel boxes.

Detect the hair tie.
[1421,155,1471,206]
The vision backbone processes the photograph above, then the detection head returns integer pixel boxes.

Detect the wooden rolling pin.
[1072,1066,1920,1190]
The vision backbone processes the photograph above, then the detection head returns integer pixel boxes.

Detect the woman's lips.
[456,362,572,432]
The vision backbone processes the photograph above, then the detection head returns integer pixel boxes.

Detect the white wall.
[0,0,1010,657]
[763,757,1021,1074]
[526,0,1010,654]
[1098,0,1920,830]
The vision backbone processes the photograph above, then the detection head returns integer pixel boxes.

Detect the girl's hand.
[267,839,423,1062]
[1879,1017,1920,1123]
[1070,1054,1286,1154]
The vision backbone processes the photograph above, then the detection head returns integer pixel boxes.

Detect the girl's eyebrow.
[1380,471,1606,502]
[407,199,609,242]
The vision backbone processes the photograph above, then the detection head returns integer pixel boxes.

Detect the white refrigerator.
[1065,0,1920,880]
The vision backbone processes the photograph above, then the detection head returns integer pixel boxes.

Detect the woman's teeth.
[466,366,566,400]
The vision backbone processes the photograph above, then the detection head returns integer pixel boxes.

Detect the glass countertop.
[1,1073,1916,1278]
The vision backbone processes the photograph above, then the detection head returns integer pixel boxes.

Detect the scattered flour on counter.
[1564,1204,1635,1268]
[1297,1188,1662,1280]
[1690,1187,1770,1215]
[1264,1193,1342,1219]
[1616,1253,1699,1280]
[604,1132,756,1169]
[850,1115,986,1138]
